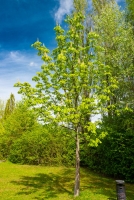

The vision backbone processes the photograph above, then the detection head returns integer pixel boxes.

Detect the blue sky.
[0,0,125,101]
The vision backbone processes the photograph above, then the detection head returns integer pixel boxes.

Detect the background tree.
[81,0,134,182]
[4,100,38,139]
[0,100,38,159]
[4,93,15,119]
[0,99,5,120]
[93,2,134,118]
[92,0,112,14]
[126,0,134,28]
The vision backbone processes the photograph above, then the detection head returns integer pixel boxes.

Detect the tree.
[93,2,134,117]
[0,100,39,159]
[15,2,108,196]
[92,0,112,15]
[4,100,38,138]
[125,0,134,109]
[126,0,134,28]
[0,99,5,121]
[85,1,134,182]
[4,93,15,119]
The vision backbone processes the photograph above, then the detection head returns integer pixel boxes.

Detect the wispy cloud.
[54,0,92,24]
[55,0,73,24]
[0,50,43,101]
[54,0,125,23]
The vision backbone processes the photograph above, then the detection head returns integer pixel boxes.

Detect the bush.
[84,132,134,182]
[0,135,11,159]
[0,100,39,160]
[9,126,75,166]
[82,110,134,182]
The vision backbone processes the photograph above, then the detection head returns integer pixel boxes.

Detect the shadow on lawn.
[80,168,134,200]
[11,167,134,200]
[11,168,74,199]
[80,168,117,200]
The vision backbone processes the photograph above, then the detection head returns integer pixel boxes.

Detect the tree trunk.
[74,127,80,197]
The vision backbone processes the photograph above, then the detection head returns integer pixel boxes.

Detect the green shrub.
[0,133,12,159]
[84,132,134,182]
[9,126,75,166]
[82,110,134,182]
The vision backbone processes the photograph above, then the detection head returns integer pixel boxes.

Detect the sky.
[0,0,125,101]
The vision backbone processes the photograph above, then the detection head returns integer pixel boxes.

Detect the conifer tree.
[4,93,15,119]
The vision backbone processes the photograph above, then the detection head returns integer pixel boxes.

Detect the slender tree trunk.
[74,127,80,197]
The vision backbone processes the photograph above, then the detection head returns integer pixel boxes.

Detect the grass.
[0,161,133,200]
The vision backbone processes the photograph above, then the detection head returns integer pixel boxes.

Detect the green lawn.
[0,161,133,200]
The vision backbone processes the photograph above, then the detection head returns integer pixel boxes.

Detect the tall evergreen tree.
[0,99,5,121]
[4,93,15,119]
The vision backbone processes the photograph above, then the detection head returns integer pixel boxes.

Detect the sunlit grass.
[0,161,133,200]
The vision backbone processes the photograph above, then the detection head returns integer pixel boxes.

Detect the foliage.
[93,2,134,115]
[0,99,5,120]
[4,93,15,119]
[9,125,75,166]
[14,5,109,147]
[0,94,15,159]
[126,0,134,27]
[0,121,5,135]
[4,100,38,138]
[84,109,134,182]
[0,100,76,166]
[92,0,112,14]
[0,100,38,159]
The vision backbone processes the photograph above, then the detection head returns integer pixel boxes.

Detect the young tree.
[15,1,108,196]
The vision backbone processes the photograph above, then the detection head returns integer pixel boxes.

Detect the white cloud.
[54,0,124,23]
[54,0,98,23]
[29,62,38,67]
[0,51,43,101]
[55,0,73,23]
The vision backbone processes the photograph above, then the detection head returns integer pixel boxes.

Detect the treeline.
[0,93,134,182]
[0,0,134,189]
[0,94,75,166]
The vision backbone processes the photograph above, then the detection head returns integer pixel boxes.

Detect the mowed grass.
[0,161,133,200]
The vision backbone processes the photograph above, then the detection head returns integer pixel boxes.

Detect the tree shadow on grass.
[11,168,74,199]
[80,168,134,200]
[11,167,134,200]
